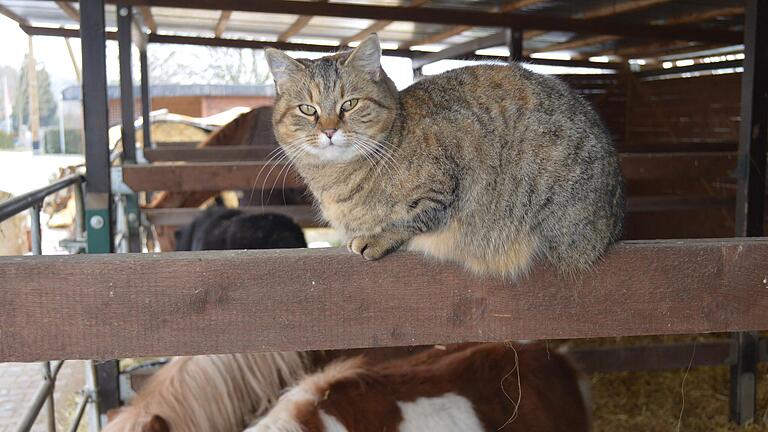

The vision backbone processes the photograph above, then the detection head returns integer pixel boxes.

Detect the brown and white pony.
[248,342,591,432]
[103,352,308,432]
[102,347,425,432]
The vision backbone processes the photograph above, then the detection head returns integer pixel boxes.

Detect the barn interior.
[0,0,766,431]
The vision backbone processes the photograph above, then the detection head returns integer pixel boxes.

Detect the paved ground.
[1,151,91,431]
[0,361,88,431]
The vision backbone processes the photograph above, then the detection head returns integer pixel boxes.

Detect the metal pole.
[27,35,41,154]
[506,27,523,63]
[58,95,66,154]
[29,204,55,432]
[117,4,141,253]
[30,203,42,255]
[117,5,136,164]
[84,361,100,432]
[15,361,64,432]
[66,394,90,432]
[730,0,767,425]
[74,179,86,240]
[81,0,118,425]
[41,362,56,432]
[139,48,152,149]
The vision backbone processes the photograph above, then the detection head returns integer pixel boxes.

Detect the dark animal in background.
[175,199,307,251]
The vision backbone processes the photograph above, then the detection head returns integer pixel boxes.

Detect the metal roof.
[0,0,746,65]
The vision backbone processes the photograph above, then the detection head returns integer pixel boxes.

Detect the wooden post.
[730,0,767,425]
[26,36,40,154]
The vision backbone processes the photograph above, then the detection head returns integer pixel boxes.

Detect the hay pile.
[565,335,768,431]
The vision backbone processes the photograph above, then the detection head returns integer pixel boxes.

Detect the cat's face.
[266,35,398,164]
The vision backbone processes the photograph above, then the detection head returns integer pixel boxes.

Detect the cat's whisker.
[259,150,295,208]
[352,137,402,179]
[251,138,308,208]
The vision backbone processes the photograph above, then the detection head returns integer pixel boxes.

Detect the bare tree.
[147,45,270,85]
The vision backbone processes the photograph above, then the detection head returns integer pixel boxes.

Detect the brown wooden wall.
[563,72,742,153]
[564,72,746,240]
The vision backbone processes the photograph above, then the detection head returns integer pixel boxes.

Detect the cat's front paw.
[347,234,399,261]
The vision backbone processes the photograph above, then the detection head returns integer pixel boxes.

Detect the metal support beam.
[506,28,523,62]
[139,48,151,149]
[117,5,136,164]
[730,0,767,425]
[101,0,741,43]
[80,0,117,424]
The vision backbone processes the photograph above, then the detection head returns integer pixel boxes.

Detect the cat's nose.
[323,129,337,138]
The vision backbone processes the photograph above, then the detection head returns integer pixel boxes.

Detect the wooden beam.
[525,0,671,52]
[277,0,328,42]
[22,25,118,41]
[64,38,82,83]
[568,340,735,374]
[99,0,742,43]
[137,6,156,33]
[401,0,541,49]
[144,205,322,227]
[143,145,278,162]
[342,0,431,46]
[214,10,232,38]
[604,6,745,59]
[411,32,507,68]
[122,162,304,191]
[123,152,739,192]
[618,152,736,180]
[0,3,30,26]
[537,34,618,53]
[2,238,768,362]
[278,15,312,42]
[147,33,415,57]
[411,0,673,65]
[56,1,80,21]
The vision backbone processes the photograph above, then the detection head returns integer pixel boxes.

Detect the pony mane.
[105,351,308,432]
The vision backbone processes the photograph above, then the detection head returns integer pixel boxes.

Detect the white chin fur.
[303,131,360,162]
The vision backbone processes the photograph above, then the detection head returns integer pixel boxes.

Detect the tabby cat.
[265,35,624,278]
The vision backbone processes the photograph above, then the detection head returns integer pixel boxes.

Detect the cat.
[264,34,624,279]
[175,198,307,251]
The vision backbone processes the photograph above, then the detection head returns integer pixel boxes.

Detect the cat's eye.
[340,99,359,113]
[298,104,317,116]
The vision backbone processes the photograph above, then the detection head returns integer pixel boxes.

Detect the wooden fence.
[2,238,768,363]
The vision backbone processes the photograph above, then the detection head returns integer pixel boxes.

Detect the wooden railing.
[3,238,767,363]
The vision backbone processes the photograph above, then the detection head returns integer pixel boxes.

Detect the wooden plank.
[144,205,322,227]
[568,340,735,374]
[123,162,303,191]
[145,197,737,229]
[124,153,740,192]
[214,10,232,38]
[2,238,768,362]
[626,195,733,212]
[105,0,742,43]
[401,0,543,49]
[0,3,30,26]
[56,1,80,21]
[137,6,157,33]
[143,145,277,162]
[146,33,415,58]
[619,152,736,180]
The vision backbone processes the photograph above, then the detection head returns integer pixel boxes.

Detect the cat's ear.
[345,34,382,81]
[265,48,305,92]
